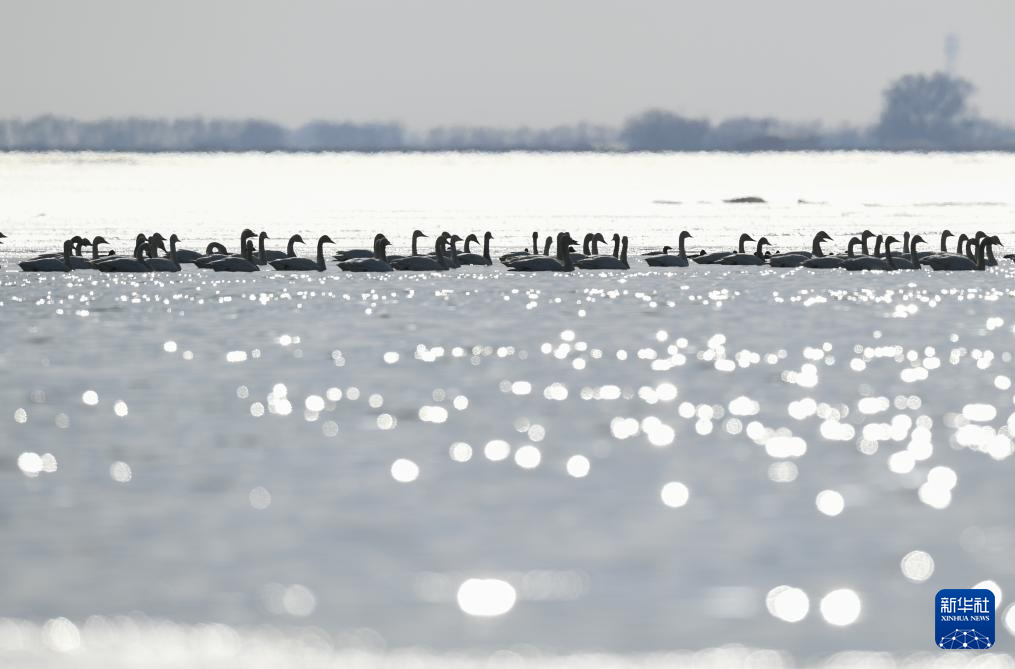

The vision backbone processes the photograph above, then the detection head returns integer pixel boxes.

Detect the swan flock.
[10,228,1009,273]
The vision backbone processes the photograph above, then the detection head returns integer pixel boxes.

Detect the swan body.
[457,232,494,266]
[211,256,259,272]
[20,239,74,272]
[392,237,449,271]
[338,235,393,272]
[645,253,688,267]
[720,237,771,265]
[508,233,577,272]
[695,233,754,264]
[98,243,153,272]
[577,236,629,269]
[269,235,334,271]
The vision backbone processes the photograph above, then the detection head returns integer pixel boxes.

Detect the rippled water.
[2,152,1015,667]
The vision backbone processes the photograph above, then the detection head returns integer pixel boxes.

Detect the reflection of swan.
[458,232,493,266]
[695,233,753,264]
[577,236,628,269]
[20,239,74,272]
[646,231,692,267]
[508,233,577,272]
[269,235,335,271]
[720,237,770,265]
[338,235,393,272]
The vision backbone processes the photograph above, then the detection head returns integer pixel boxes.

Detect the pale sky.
[2,0,1014,129]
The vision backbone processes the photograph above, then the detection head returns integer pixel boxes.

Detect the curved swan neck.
[910,240,920,268]
[591,237,600,255]
[316,237,327,270]
[482,234,491,263]
[411,232,421,256]
[286,235,300,257]
[940,231,951,252]
[812,234,824,257]
[678,233,689,258]
[986,241,997,266]
[582,234,592,255]
[847,238,859,257]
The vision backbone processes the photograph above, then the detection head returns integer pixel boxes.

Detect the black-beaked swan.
[500,231,540,263]
[695,233,753,264]
[270,235,335,271]
[577,236,629,269]
[338,235,393,272]
[98,242,153,272]
[646,231,692,267]
[392,237,449,271]
[922,235,992,271]
[458,231,494,266]
[334,233,386,261]
[20,239,74,272]
[211,240,260,272]
[507,233,577,272]
[720,237,771,265]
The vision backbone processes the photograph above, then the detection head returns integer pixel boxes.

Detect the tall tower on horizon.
[944,33,960,73]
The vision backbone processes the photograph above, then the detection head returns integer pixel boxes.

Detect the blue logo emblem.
[936,589,995,649]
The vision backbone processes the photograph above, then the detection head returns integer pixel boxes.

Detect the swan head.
[240,229,256,242]
[612,233,621,242]
[941,229,953,239]
[449,234,462,244]
[975,230,987,239]
[92,235,108,247]
[259,231,269,241]
[990,235,1002,245]
[861,229,874,240]
[0,232,6,238]
[465,233,479,245]
[412,229,426,239]
[679,231,693,240]
[484,231,493,239]
[910,234,926,248]
[884,235,899,249]
[168,233,180,244]
[739,233,754,243]
[319,235,335,245]
[663,246,672,254]
[290,234,306,245]
[79,238,93,247]
[815,231,832,243]
[594,233,607,243]
[149,232,165,243]
[757,237,771,248]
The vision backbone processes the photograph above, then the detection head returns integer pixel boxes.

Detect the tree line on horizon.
[1,72,1012,152]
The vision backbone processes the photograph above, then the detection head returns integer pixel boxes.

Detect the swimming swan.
[20,239,74,272]
[337,235,393,272]
[577,236,629,269]
[458,231,494,266]
[508,233,577,272]
[645,231,692,267]
[269,235,335,271]
[695,233,753,264]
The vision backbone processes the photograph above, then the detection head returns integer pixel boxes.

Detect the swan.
[210,240,260,272]
[569,233,598,261]
[444,234,462,268]
[33,235,87,260]
[500,231,540,262]
[269,235,335,271]
[386,230,429,263]
[261,233,305,263]
[842,236,898,271]
[392,237,449,271]
[858,230,876,256]
[802,237,862,268]
[571,233,619,265]
[92,234,148,267]
[720,237,771,265]
[334,233,387,261]
[645,232,692,267]
[97,242,153,272]
[144,235,183,272]
[195,229,256,267]
[919,232,979,267]
[20,239,74,272]
[769,231,833,266]
[695,233,753,264]
[508,233,577,272]
[577,236,629,269]
[501,235,555,267]
[458,231,494,266]
[337,235,393,272]
[65,238,97,269]
[922,236,993,271]
[888,234,927,270]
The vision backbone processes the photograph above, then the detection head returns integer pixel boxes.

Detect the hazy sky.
[2,1,1014,129]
